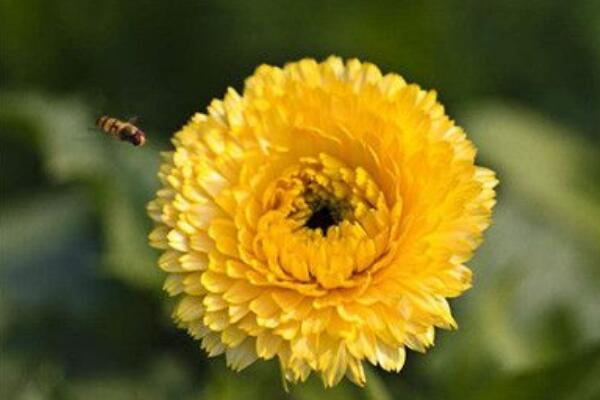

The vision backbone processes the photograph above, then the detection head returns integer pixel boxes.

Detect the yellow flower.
[147,57,497,387]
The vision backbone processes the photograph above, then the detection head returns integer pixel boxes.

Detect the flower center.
[305,203,339,232]
[254,153,391,289]
[299,185,353,234]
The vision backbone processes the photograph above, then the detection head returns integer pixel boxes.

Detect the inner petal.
[253,153,391,288]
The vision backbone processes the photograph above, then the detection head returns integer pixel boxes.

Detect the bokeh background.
[1,1,599,399]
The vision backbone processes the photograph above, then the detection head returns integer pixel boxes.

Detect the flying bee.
[96,115,146,146]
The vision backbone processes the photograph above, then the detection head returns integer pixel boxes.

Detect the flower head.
[148,57,497,387]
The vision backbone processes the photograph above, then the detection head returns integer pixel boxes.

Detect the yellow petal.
[226,338,258,371]
[175,296,204,322]
[256,332,283,359]
[201,271,233,293]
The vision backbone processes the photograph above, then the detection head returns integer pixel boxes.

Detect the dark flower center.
[305,204,340,232]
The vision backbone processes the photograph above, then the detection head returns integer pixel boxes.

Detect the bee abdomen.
[96,115,146,147]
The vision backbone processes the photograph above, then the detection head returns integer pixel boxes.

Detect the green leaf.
[462,102,600,246]
[418,104,600,399]
[98,152,162,290]
[0,92,163,290]
[0,191,90,266]
[466,344,600,400]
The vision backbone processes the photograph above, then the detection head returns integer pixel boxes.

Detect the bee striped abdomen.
[96,115,146,146]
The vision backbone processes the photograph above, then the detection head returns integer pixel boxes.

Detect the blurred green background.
[1,1,599,399]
